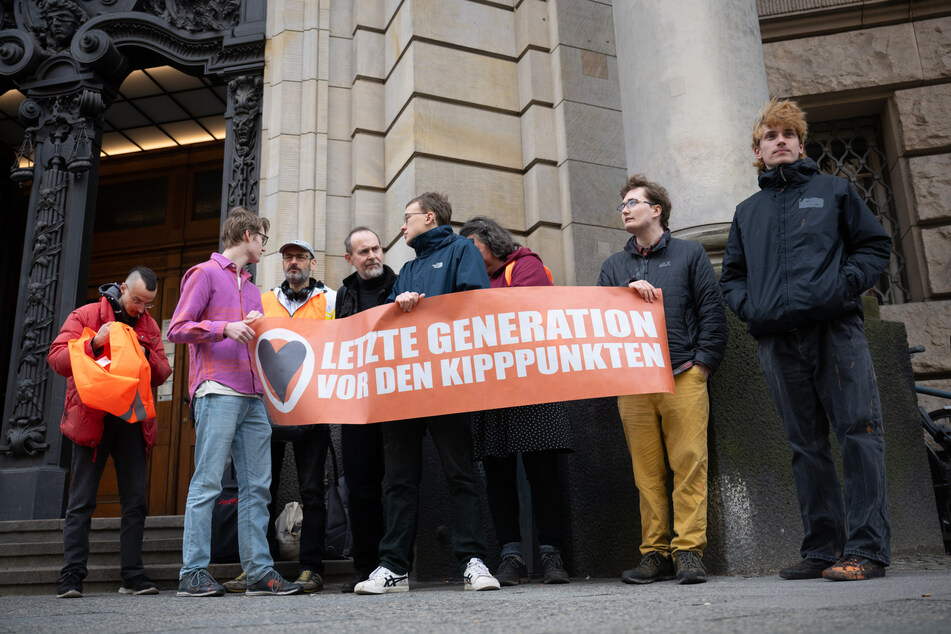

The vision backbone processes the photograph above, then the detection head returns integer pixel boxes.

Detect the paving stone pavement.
[1,556,950,634]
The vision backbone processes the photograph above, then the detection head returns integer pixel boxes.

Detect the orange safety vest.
[261,289,331,319]
[67,322,155,422]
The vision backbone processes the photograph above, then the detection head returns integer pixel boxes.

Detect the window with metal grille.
[805,117,909,304]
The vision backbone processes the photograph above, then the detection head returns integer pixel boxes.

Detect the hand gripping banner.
[68,321,155,422]
[252,286,674,425]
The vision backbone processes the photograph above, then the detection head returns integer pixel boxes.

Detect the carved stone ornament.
[142,0,241,33]
[227,74,262,210]
[31,0,89,53]
[0,92,104,458]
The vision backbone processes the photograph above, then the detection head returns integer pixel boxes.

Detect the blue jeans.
[181,394,274,583]
[757,313,891,565]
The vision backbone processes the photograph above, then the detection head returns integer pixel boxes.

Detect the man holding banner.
[47,267,172,598]
[354,192,500,594]
[599,174,726,585]
[336,227,398,592]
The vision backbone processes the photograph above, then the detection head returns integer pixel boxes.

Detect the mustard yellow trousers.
[617,365,709,556]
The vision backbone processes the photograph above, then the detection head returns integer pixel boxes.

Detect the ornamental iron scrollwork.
[226,74,261,211]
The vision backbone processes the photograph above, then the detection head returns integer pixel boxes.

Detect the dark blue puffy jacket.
[387,225,490,301]
[720,158,891,338]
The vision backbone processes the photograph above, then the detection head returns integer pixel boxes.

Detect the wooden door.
[87,142,222,517]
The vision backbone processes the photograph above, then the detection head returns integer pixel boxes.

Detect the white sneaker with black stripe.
[464,558,501,591]
[354,565,409,594]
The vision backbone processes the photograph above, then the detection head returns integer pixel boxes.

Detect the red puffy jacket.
[47,297,172,451]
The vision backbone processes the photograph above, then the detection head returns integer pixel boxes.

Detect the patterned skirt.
[471,401,575,460]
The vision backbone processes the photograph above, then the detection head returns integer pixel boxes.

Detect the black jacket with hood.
[720,158,891,338]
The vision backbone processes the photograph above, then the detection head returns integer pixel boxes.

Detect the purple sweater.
[167,253,264,398]
[489,247,553,288]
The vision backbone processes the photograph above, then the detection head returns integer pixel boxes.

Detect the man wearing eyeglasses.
[168,207,303,597]
[48,266,172,598]
[354,192,500,594]
[223,239,335,594]
[598,174,727,586]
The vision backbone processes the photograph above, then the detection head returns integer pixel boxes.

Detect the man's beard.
[362,262,383,279]
[285,268,307,285]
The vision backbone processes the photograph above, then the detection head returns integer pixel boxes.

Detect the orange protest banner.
[252,286,674,425]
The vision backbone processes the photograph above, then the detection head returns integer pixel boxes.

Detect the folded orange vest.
[68,322,155,423]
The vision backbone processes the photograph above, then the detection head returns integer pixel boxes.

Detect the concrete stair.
[0,515,354,596]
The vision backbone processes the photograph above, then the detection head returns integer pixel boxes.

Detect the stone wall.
[257,0,634,293]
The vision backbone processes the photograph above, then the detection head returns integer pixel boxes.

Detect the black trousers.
[378,413,487,574]
[341,422,385,578]
[266,424,329,572]
[62,416,148,582]
[757,313,891,565]
[482,450,565,550]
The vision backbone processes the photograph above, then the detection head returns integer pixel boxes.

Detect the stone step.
[0,515,186,543]
[0,516,355,596]
[1,559,355,596]
[0,537,186,568]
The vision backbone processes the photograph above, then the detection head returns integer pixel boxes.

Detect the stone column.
[612,0,769,256]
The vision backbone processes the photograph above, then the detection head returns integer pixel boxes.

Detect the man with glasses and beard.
[224,239,335,594]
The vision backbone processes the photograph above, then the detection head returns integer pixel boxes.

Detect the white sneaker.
[353,565,409,594]
[464,558,501,591]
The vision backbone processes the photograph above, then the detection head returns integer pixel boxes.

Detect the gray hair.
[344,226,381,254]
[459,216,519,260]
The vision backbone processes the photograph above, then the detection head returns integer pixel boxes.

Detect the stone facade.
[249,0,951,577]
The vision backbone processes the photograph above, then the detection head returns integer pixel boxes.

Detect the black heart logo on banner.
[259,339,307,403]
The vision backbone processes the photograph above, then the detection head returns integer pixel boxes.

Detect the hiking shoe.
[223,570,247,593]
[177,569,225,597]
[495,554,528,586]
[822,555,886,581]
[540,551,570,584]
[354,565,409,594]
[56,571,83,598]
[246,569,304,595]
[621,551,675,584]
[674,551,707,585]
[464,557,501,591]
[118,574,159,595]
[779,557,834,580]
[295,569,323,592]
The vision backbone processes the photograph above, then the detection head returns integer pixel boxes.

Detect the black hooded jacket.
[720,158,891,338]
